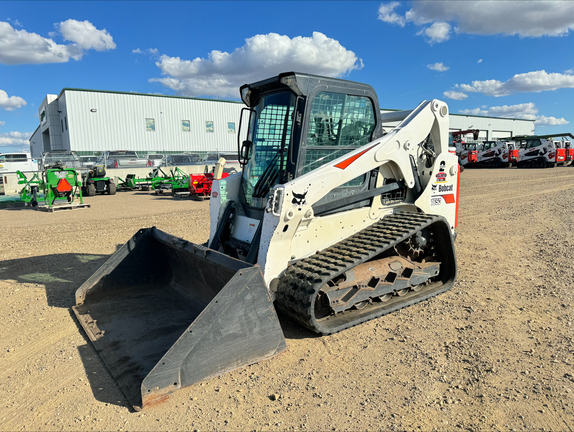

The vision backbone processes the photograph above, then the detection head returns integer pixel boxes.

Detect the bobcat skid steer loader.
[514,133,574,168]
[72,72,459,410]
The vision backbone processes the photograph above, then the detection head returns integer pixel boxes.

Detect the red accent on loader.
[334,145,377,170]
[455,170,460,229]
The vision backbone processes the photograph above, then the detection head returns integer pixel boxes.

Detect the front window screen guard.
[242,91,295,208]
[302,92,376,186]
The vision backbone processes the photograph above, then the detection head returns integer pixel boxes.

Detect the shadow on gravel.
[277,314,320,340]
[72,315,136,411]
[0,253,109,308]
[71,308,320,411]
[0,205,38,211]
[1,252,318,410]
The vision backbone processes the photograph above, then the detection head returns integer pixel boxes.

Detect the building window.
[182,120,190,132]
[65,116,68,131]
[206,121,214,133]
[61,119,64,133]
[146,118,155,132]
[228,122,236,134]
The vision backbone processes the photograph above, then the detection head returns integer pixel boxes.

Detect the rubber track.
[275,212,455,335]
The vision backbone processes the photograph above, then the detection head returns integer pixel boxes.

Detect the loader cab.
[219,72,385,261]
[238,72,384,214]
[524,139,542,149]
[482,141,496,150]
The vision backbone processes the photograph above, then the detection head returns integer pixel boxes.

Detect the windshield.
[109,152,137,158]
[525,139,541,149]
[242,91,296,208]
[171,155,195,163]
[44,152,78,162]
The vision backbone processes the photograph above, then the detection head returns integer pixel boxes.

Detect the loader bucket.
[72,228,287,411]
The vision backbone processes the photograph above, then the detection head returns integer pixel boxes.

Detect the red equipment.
[451,129,480,142]
[188,172,230,198]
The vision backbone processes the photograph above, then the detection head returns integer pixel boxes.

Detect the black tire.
[87,184,96,197]
[108,182,117,195]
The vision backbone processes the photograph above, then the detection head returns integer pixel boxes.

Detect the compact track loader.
[513,133,574,168]
[73,72,459,410]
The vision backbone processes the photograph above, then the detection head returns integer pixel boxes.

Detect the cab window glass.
[303,92,376,186]
[6,154,27,162]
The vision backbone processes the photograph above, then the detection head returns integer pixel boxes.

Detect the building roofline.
[28,124,41,142]
[379,107,533,123]
[57,88,244,105]
[53,89,534,122]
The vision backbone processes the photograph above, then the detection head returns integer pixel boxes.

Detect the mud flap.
[72,228,287,410]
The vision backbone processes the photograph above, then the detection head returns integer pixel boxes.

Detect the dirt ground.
[1,168,574,432]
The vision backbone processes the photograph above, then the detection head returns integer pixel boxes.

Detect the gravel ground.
[1,168,573,431]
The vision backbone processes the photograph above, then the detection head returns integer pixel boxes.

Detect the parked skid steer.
[73,72,459,410]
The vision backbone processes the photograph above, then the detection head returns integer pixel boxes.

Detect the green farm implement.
[118,167,172,191]
[18,164,89,210]
[153,167,190,195]
[118,167,191,195]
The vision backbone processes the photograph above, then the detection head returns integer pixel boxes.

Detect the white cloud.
[378,1,574,43]
[0,20,115,65]
[427,62,448,72]
[0,121,5,126]
[151,32,362,98]
[566,68,574,75]
[424,22,451,44]
[535,116,570,126]
[456,70,574,97]
[6,18,22,27]
[378,2,406,27]
[443,91,467,100]
[58,19,116,51]
[133,47,159,57]
[477,59,483,64]
[0,131,32,146]
[0,89,26,111]
[458,102,568,126]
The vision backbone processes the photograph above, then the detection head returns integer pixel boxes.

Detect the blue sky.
[2,1,574,153]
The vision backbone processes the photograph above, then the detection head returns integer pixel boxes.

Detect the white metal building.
[30,88,536,159]
[29,89,245,159]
